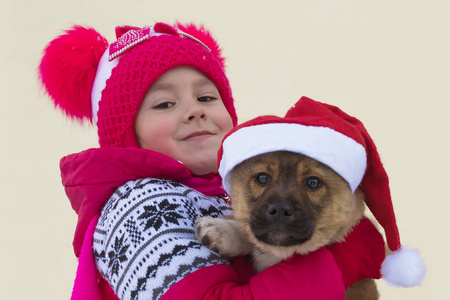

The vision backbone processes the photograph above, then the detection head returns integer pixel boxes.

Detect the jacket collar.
[60,147,226,256]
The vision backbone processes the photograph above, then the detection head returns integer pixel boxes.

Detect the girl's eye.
[154,102,174,109]
[255,173,271,186]
[197,96,217,102]
[305,177,322,190]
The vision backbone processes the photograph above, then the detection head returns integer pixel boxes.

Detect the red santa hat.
[218,96,426,287]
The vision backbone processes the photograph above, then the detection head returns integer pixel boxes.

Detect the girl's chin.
[186,162,217,176]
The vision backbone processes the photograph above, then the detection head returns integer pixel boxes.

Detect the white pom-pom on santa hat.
[381,247,426,287]
[218,96,427,288]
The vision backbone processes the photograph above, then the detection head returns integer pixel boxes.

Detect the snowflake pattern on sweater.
[93,178,232,300]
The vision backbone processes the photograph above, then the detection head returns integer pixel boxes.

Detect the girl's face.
[135,66,233,176]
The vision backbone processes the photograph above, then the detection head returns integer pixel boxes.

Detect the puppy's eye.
[255,173,271,186]
[306,177,322,190]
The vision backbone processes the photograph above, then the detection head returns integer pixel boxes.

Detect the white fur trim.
[219,123,367,193]
[381,247,426,287]
[91,50,119,124]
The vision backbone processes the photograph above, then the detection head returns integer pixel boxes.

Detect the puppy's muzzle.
[250,201,315,247]
[267,203,293,221]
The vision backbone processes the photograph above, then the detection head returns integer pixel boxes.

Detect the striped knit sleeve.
[92,178,232,300]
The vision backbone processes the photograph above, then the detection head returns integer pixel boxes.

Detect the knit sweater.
[93,178,233,299]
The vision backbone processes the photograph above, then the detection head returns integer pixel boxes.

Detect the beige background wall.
[1,0,448,299]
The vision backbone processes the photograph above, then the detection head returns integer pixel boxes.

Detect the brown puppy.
[196,151,379,300]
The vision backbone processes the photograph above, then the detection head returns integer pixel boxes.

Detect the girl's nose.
[184,100,206,122]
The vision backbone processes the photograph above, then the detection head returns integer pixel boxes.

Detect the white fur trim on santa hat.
[219,123,367,193]
[381,247,426,287]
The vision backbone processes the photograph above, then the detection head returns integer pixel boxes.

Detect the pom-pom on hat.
[38,26,108,122]
[218,96,426,287]
[38,22,237,148]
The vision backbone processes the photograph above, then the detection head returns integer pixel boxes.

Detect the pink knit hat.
[39,22,237,148]
[218,96,426,287]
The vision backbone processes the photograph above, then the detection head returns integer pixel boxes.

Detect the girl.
[39,22,375,300]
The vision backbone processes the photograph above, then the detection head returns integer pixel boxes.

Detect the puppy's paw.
[196,216,252,257]
[196,216,225,253]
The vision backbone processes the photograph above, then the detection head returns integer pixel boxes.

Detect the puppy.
[196,151,379,300]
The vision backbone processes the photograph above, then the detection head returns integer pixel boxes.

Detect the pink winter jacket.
[61,147,384,300]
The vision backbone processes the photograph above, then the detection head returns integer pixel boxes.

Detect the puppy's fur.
[196,151,379,300]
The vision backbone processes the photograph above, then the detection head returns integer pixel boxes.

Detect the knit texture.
[93,178,232,300]
[97,34,236,148]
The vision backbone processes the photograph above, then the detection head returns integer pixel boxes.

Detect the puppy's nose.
[267,203,293,222]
